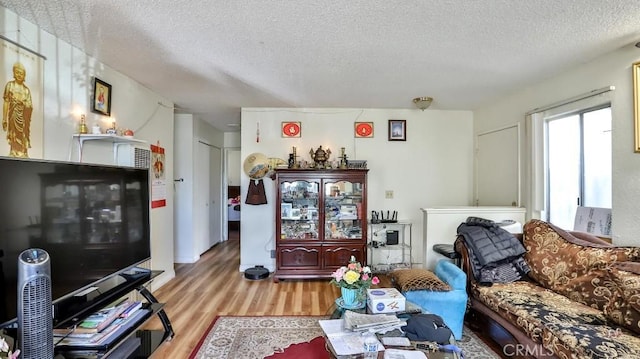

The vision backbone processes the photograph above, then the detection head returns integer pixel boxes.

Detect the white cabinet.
[420,206,526,270]
[367,221,412,273]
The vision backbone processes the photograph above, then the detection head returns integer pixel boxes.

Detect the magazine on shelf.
[120,301,143,318]
[73,298,133,334]
[55,308,150,349]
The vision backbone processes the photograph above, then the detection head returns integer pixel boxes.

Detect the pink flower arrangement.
[330,256,380,290]
[0,335,19,359]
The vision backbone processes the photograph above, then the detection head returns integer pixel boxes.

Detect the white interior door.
[195,141,211,255]
[209,145,223,246]
[476,124,520,206]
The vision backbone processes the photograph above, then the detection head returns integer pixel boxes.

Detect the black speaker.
[17,248,53,359]
[386,230,399,245]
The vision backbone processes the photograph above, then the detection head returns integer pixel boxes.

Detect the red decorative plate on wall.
[282,122,301,137]
[355,122,374,138]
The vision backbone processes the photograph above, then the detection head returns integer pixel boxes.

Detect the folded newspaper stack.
[343,310,406,333]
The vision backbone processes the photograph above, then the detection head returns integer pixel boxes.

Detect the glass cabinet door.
[324,180,364,240]
[280,180,320,239]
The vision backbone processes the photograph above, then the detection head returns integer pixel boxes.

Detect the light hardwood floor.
[146,231,394,358]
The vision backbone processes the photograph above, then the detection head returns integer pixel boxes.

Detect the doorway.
[226,148,241,240]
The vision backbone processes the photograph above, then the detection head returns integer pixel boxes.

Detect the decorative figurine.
[286,146,300,169]
[339,147,348,169]
[105,120,117,135]
[78,114,88,134]
[288,153,295,168]
[309,146,331,169]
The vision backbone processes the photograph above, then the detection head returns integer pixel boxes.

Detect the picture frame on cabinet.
[92,77,112,117]
[388,119,406,141]
[281,203,293,218]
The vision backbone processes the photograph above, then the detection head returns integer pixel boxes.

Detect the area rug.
[188,316,501,359]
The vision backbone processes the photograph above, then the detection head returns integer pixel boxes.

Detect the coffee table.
[323,302,461,359]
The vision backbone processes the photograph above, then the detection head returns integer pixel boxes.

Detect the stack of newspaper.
[343,310,406,333]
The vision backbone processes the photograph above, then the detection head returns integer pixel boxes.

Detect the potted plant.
[330,256,380,308]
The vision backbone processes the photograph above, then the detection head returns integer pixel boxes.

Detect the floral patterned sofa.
[456,219,640,359]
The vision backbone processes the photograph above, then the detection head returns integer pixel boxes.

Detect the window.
[545,106,612,229]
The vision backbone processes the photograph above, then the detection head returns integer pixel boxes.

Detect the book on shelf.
[54,298,133,335]
[76,298,133,333]
[55,308,150,349]
[120,301,143,318]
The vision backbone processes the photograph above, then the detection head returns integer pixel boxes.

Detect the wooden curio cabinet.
[274,169,368,282]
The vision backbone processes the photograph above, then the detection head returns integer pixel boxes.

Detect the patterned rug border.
[188,315,221,359]
[188,315,328,359]
[189,315,501,359]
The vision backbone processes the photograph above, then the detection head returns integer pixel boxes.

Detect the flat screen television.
[0,156,151,327]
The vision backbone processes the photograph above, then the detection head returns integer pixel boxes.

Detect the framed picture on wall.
[633,61,640,152]
[282,122,301,137]
[0,37,45,159]
[354,122,374,138]
[388,119,406,141]
[92,77,112,117]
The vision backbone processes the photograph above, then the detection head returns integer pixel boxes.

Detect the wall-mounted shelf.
[69,134,147,163]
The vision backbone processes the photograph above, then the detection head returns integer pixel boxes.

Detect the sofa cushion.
[605,267,640,335]
[390,269,451,292]
[474,281,640,358]
[523,219,640,310]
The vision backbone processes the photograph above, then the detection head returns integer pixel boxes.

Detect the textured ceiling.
[2,1,640,132]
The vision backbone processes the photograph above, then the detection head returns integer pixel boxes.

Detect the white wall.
[173,114,225,262]
[474,43,640,246]
[174,114,195,262]
[1,6,176,289]
[224,133,241,187]
[227,150,241,186]
[240,108,474,271]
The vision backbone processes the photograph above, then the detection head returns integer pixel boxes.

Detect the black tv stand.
[54,269,174,359]
[136,284,174,340]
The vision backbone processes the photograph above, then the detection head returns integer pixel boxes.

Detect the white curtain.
[526,112,545,220]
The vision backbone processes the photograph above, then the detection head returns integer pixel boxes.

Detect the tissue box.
[367,288,406,313]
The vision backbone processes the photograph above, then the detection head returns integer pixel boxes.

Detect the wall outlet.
[270,250,276,258]
[385,190,394,199]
